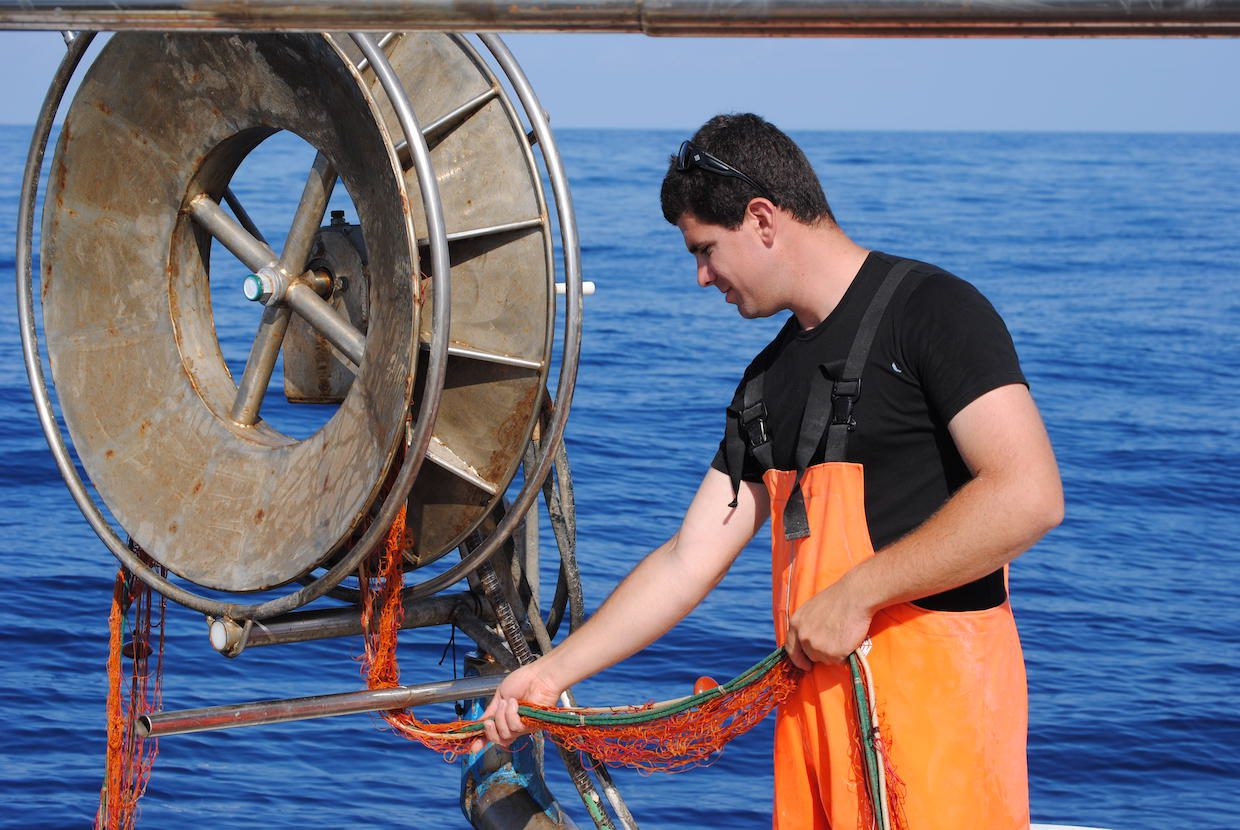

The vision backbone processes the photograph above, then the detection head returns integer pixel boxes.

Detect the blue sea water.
[1,121,1237,830]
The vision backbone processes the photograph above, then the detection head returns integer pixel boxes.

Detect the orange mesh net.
[358,509,803,772]
[96,559,166,830]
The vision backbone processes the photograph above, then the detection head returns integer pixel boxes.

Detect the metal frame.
[17,27,585,619]
[2,0,1239,36]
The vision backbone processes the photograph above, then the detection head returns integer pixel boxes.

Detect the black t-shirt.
[711,251,1027,611]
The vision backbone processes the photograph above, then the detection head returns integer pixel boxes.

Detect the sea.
[1,122,1237,830]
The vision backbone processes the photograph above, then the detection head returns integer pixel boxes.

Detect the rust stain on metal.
[105,449,115,459]
[254,509,265,524]
[139,418,152,436]
[192,481,202,495]
[168,522,178,534]
[486,380,541,475]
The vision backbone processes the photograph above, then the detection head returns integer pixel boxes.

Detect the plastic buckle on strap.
[735,401,771,449]
[830,378,862,431]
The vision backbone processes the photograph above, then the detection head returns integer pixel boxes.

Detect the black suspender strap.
[724,372,774,507]
[781,259,917,540]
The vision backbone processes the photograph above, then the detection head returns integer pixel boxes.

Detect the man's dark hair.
[660,113,834,229]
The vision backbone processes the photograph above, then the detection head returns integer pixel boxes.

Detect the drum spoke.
[222,187,269,246]
[230,305,292,425]
[188,193,278,273]
[221,154,338,426]
[284,282,366,366]
[280,152,338,277]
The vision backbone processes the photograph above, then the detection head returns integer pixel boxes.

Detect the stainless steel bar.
[187,193,278,273]
[422,342,544,371]
[422,87,499,145]
[280,152,337,278]
[229,305,292,425]
[210,592,475,652]
[427,436,500,495]
[226,154,336,424]
[417,216,545,248]
[138,673,505,738]
[284,281,365,366]
[222,187,268,245]
[353,30,397,73]
[394,86,500,166]
[3,0,1240,36]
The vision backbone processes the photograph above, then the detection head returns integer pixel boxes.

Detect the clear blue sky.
[1,30,1237,132]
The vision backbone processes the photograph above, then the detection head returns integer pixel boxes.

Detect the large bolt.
[241,265,289,305]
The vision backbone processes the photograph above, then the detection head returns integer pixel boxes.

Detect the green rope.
[848,652,887,830]
[444,648,789,736]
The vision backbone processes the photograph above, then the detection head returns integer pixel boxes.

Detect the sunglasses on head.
[676,140,775,203]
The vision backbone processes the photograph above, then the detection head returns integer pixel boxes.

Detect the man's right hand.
[471,662,562,753]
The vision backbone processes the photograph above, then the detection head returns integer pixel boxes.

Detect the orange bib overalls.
[725,261,1029,830]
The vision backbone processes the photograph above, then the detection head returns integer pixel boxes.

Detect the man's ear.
[746,198,778,247]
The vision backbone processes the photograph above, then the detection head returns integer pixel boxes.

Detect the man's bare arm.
[479,468,770,746]
[785,383,1063,669]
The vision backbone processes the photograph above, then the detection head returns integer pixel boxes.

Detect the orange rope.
[99,572,125,829]
[96,561,165,830]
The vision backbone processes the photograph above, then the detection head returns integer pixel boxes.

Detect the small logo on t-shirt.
[890,361,904,374]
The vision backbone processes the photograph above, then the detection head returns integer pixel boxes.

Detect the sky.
[0,30,1237,132]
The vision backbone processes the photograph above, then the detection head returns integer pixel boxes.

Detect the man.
[478,113,1063,829]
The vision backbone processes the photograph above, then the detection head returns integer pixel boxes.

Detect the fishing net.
[358,508,803,771]
[96,550,166,830]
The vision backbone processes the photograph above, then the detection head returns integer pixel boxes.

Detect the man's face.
[676,211,776,319]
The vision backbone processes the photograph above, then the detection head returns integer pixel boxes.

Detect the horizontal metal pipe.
[3,0,1240,36]
[139,672,504,738]
[209,592,475,652]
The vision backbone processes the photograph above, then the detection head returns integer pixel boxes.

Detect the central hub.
[282,219,370,404]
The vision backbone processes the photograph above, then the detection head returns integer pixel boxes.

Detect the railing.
[1,0,1239,37]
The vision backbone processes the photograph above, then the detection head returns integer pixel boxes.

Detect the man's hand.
[469,662,562,754]
[784,574,874,670]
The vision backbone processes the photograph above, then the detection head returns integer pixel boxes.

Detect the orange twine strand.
[357,506,477,753]
[96,562,166,830]
[358,511,802,770]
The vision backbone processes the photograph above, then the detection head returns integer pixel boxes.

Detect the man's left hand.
[784,576,873,670]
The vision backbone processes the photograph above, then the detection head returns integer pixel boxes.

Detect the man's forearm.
[845,463,1062,614]
[526,471,767,695]
[533,533,727,693]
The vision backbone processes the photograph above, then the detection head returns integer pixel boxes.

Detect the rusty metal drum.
[41,31,554,594]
